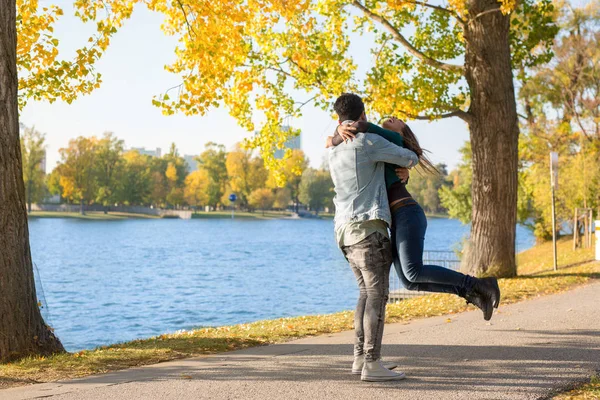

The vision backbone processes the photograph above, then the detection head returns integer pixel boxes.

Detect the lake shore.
[28,210,449,220]
[28,211,160,220]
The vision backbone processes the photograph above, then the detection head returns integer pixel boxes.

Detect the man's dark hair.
[333,93,365,122]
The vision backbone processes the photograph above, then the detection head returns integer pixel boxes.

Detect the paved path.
[4,281,600,400]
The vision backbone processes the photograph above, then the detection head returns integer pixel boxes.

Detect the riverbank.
[28,211,160,220]
[0,236,597,389]
[28,210,449,220]
[191,210,294,219]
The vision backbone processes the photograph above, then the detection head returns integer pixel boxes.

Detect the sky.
[21,2,470,173]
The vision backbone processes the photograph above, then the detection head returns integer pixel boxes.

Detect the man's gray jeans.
[342,232,393,362]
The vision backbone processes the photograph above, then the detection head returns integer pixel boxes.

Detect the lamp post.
[550,152,559,271]
[229,193,237,219]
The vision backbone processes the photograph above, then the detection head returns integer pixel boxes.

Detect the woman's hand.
[395,167,410,183]
[382,117,407,133]
[336,124,358,142]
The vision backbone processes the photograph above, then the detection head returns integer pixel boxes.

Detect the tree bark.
[27,180,32,213]
[0,0,65,362]
[462,0,519,277]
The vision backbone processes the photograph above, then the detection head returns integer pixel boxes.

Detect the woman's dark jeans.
[391,203,473,296]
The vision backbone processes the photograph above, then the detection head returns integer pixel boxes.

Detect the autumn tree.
[147,0,558,277]
[20,125,46,212]
[164,143,187,208]
[282,150,308,213]
[273,188,292,210]
[226,145,268,209]
[248,188,275,215]
[184,169,209,212]
[196,142,228,209]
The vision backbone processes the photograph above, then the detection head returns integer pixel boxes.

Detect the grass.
[553,375,600,399]
[517,236,595,275]
[0,237,598,390]
[28,211,160,220]
[191,210,293,220]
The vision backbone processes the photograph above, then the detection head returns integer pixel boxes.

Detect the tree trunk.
[80,199,84,215]
[462,0,519,278]
[27,180,32,213]
[0,0,65,362]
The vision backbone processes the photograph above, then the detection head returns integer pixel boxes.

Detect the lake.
[28,217,535,351]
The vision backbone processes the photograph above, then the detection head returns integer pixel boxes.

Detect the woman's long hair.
[400,124,439,175]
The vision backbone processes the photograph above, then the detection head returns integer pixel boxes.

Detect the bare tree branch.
[405,110,471,123]
[352,0,464,73]
[469,8,503,23]
[402,109,471,123]
[401,0,466,25]
[176,0,196,38]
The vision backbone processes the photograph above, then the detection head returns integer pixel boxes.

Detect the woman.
[335,117,501,321]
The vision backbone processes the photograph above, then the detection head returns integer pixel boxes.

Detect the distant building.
[274,126,302,159]
[40,150,46,173]
[183,155,199,173]
[131,147,162,158]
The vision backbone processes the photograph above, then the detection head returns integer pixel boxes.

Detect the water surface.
[29,217,535,351]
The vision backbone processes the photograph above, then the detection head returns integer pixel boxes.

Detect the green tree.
[518,2,600,240]
[95,133,124,212]
[299,168,334,215]
[407,164,449,214]
[57,137,99,214]
[20,125,46,212]
[118,150,152,206]
[197,143,228,209]
[248,188,275,215]
[440,143,473,223]
[46,167,63,201]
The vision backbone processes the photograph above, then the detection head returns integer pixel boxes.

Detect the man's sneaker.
[352,357,397,375]
[361,360,406,382]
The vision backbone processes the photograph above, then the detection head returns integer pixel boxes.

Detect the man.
[327,93,418,382]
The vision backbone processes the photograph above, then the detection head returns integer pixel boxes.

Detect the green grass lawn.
[191,210,293,220]
[1,236,598,389]
[28,211,160,220]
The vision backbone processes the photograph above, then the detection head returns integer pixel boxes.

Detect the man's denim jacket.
[328,132,418,233]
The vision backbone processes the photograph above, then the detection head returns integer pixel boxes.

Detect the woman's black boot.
[460,277,501,321]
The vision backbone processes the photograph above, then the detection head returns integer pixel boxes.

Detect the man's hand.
[395,167,410,183]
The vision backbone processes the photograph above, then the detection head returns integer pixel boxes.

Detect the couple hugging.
[326,93,501,382]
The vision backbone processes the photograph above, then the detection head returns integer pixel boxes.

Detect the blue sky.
[22,2,471,172]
